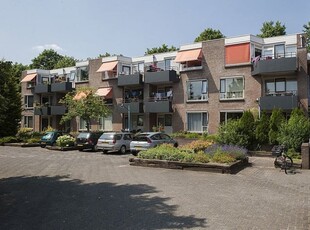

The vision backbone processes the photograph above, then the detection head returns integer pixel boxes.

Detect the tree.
[194,28,225,42]
[0,60,22,137]
[54,56,76,69]
[257,21,286,38]
[255,111,270,145]
[98,52,111,58]
[302,21,310,52]
[59,87,111,132]
[30,49,63,70]
[268,108,285,145]
[145,44,178,55]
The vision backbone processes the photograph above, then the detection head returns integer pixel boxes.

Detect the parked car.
[75,131,103,151]
[40,131,63,148]
[130,132,178,155]
[97,132,133,154]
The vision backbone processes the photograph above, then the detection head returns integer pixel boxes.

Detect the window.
[285,46,296,58]
[76,66,89,82]
[24,95,34,108]
[165,59,172,70]
[274,44,285,58]
[99,115,112,131]
[220,77,244,100]
[122,65,131,75]
[137,115,144,126]
[187,112,208,132]
[24,116,33,128]
[265,78,297,96]
[187,80,208,101]
[124,89,143,102]
[79,118,87,130]
[220,111,243,124]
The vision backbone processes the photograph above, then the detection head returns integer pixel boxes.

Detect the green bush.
[16,128,33,142]
[255,111,270,145]
[212,152,236,164]
[268,108,285,145]
[181,140,213,153]
[0,136,19,144]
[56,135,75,147]
[26,138,41,144]
[286,148,301,159]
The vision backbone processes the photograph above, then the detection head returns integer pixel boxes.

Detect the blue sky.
[1,0,309,65]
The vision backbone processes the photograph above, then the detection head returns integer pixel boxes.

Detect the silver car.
[97,132,133,154]
[130,132,178,155]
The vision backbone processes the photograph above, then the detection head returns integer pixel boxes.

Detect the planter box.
[3,143,41,147]
[46,146,77,151]
[129,157,249,174]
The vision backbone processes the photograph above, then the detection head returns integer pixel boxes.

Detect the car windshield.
[78,133,90,139]
[43,132,53,139]
[99,133,115,140]
[133,134,149,141]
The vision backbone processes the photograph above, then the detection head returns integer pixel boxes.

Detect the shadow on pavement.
[0,176,207,230]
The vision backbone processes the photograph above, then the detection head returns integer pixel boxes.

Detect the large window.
[24,95,34,108]
[187,112,208,133]
[99,116,112,131]
[24,116,33,128]
[220,111,243,124]
[265,78,297,96]
[187,80,208,101]
[220,76,244,100]
[124,89,143,102]
[76,66,89,82]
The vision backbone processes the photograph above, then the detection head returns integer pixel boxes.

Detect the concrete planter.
[46,146,77,151]
[129,157,249,174]
[3,143,41,147]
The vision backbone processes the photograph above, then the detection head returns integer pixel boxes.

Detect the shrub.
[56,135,75,147]
[192,151,210,163]
[286,148,301,159]
[255,111,270,145]
[16,128,33,142]
[181,140,213,153]
[44,126,56,132]
[268,108,285,145]
[26,138,41,144]
[205,144,247,161]
[0,136,19,144]
[212,152,236,164]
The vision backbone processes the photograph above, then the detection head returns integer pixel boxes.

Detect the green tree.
[277,108,310,151]
[98,52,112,58]
[194,28,225,42]
[0,60,22,137]
[54,56,76,69]
[302,21,310,52]
[145,44,178,55]
[59,87,111,132]
[268,108,285,145]
[255,111,270,145]
[257,21,286,38]
[30,49,64,70]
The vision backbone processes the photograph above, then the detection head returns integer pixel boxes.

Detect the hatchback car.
[97,132,133,154]
[40,131,63,147]
[75,131,103,151]
[130,132,178,155]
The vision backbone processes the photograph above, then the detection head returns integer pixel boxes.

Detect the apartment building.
[21,33,309,134]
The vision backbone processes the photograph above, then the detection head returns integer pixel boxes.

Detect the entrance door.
[41,117,49,131]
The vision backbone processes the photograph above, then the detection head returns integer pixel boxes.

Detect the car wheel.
[131,151,138,156]
[79,149,83,152]
[119,145,126,154]
[92,145,98,152]
[40,144,46,148]
[174,143,178,148]
[102,150,108,154]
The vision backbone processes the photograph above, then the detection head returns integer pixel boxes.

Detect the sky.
[1,0,310,65]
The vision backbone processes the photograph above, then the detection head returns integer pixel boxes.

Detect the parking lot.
[0,146,309,230]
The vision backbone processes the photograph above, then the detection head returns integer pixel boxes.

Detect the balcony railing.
[144,69,179,84]
[117,99,143,113]
[260,91,298,110]
[51,81,73,92]
[34,84,51,94]
[220,91,244,100]
[252,53,297,76]
[118,72,143,86]
[50,105,67,115]
[34,106,50,116]
[144,97,173,113]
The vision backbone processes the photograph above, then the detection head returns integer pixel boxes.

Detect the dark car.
[75,131,103,151]
[40,131,63,148]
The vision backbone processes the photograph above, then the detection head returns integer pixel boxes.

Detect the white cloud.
[32,44,64,52]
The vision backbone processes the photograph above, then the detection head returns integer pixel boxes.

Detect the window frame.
[24,116,33,128]
[24,95,34,109]
[219,76,244,100]
[186,79,208,102]
[186,111,208,133]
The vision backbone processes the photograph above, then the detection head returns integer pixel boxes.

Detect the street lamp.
[121,103,131,131]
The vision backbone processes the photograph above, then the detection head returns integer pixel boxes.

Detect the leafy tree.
[277,108,310,151]
[268,108,285,145]
[54,56,76,69]
[255,111,270,145]
[30,49,63,70]
[59,87,111,132]
[194,28,225,42]
[257,21,286,38]
[302,21,310,52]
[145,44,178,55]
[98,52,111,58]
[0,60,22,137]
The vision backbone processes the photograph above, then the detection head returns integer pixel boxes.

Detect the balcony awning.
[96,61,118,72]
[174,49,202,63]
[73,91,89,100]
[95,87,112,98]
[21,73,37,82]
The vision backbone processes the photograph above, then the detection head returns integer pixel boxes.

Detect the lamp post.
[121,103,131,131]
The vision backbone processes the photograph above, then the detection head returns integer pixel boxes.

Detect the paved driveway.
[0,146,309,230]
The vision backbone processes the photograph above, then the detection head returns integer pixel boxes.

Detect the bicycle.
[273,145,293,174]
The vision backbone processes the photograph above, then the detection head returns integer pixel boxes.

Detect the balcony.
[34,84,51,94]
[118,101,143,113]
[34,106,50,116]
[50,106,67,115]
[144,97,173,113]
[118,73,143,86]
[260,93,298,111]
[144,70,179,84]
[51,82,73,93]
[252,56,297,76]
